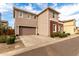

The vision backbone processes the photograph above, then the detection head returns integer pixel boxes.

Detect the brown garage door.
[19,26,36,35]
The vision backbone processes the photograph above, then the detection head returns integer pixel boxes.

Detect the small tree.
[0,25,8,35]
[3,27,8,35]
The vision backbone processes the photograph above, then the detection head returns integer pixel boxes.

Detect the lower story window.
[58,25,62,32]
[53,24,56,32]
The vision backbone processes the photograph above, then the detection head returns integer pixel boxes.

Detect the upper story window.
[28,14,32,19]
[34,16,36,19]
[28,15,30,18]
[53,12,55,18]
[19,11,23,18]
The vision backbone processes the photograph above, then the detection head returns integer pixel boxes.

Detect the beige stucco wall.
[37,9,59,36]
[15,18,37,27]
[14,10,36,19]
[63,20,76,34]
[38,9,50,36]
[49,10,58,22]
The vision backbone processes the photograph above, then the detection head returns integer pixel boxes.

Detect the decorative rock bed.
[0,40,25,53]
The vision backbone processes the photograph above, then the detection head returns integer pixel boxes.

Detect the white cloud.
[49,3,58,8]
[50,3,79,27]
[58,13,79,27]
[22,4,41,14]
[0,3,13,28]
[0,3,13,13]
[59,14,79,20]
[55,4,79,20]
[36,3,48,9]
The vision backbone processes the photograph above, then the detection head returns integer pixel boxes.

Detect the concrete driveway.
[17,35,79,56]
[19,35,55,47]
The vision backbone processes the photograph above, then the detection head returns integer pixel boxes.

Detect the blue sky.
[0,3,79,28]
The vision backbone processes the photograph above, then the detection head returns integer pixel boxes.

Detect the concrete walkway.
[0,34,79,56]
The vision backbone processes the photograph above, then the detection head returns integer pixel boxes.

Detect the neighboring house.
[1,20,13,29]
[75,27,79,34]
[62,19,76,34]
[8,26,13,29]
[13,7,63,36]
[1,20,8,27]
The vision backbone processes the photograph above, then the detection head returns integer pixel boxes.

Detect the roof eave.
[37,7,60,16]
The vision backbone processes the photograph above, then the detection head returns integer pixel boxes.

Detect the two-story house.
[13,7,63,36]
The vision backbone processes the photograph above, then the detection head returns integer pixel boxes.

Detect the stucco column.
[15,26,19,35]
[57,22,58,32]
[50,20,53,35]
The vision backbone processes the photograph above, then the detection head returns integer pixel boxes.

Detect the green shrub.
[0,36,6,43]
[6,36,11,44]
[51,32,59,37]
[63,31,65,34]
[63,33,68,37]
[51,31,70,38]
[58,33,63,38]
[6,36,16,44]
[66,33,70,36]
[54,32,59,37]
[52,32,57,37]
[0,35,16,44]
[51,33,55,38]
[11,35,16,39]
[59,33,68,38]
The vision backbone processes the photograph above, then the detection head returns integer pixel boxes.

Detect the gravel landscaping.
[0,39,25,53]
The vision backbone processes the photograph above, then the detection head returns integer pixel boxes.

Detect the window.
[53,12,55,18]
[53,24,56,32]
[59,25,62,32]
[74,28,75,32]
[60,26,62,31]
[19,11,23,18]
[34,16,36,19]
[28,15,30,18]
[58,26,60,31]
[27,14,32,19]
